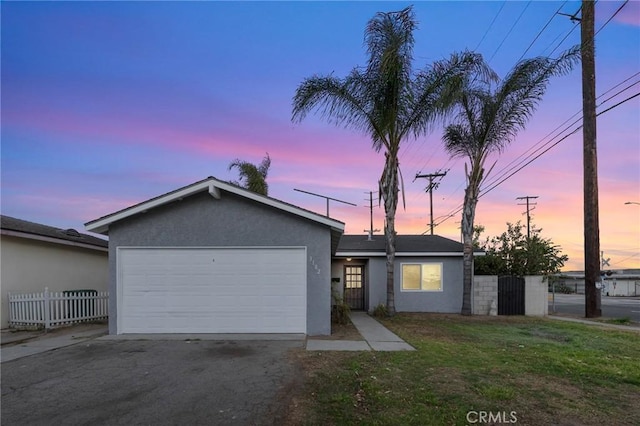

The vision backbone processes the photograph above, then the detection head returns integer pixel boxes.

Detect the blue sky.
[2,1,639,270]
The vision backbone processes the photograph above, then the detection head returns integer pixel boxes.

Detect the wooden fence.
[8,288,108,329]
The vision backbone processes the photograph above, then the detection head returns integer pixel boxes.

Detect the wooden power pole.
[516,196,538,239]
[415,171,447,235]
[581,0,601,318]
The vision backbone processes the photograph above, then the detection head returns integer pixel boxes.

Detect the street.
[549,293,640,323]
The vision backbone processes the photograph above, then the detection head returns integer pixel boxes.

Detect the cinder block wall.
[473,275,497,315]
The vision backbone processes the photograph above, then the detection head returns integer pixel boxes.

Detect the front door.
[344,265,365,310]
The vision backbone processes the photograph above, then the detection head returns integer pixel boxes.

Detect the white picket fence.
[8,288,108,329]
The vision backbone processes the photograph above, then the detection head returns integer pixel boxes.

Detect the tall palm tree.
[443,47,580,315]
[228,153,271,196]
[292,6,486,314]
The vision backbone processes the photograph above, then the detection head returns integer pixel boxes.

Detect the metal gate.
[498,276,525,315]
[344,265,365,310]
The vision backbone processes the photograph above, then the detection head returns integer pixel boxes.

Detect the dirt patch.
[311,318,364,341]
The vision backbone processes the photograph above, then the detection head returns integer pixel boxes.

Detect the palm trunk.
[460,180,479,315]
[381,152,399,316]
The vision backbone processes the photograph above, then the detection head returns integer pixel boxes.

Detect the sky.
[2,1,639,271]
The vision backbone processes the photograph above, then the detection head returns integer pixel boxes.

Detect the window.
[345,266,363,289]
[401,263,443,291]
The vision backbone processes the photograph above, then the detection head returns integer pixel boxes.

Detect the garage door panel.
[119,247,306,334]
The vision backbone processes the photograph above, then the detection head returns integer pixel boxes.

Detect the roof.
[1,215,108,251]
[84,176,345,251]
[335,234,483,257]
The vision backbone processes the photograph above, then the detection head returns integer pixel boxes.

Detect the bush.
[331,291,350,325]
[372,303,388,318]
[552,282,574,294]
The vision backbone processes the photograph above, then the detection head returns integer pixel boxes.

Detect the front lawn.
[288,314,640,425]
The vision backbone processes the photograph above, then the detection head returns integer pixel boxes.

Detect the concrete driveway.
[1,338,303,425]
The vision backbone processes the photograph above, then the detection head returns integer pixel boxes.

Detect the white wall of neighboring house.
[1,235,108,328]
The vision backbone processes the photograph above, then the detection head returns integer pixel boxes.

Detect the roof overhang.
[334,251,486,258]
[85,178,345,237]
[1,229,108,252]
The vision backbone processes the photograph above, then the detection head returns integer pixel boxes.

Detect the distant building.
[552,269,640,296]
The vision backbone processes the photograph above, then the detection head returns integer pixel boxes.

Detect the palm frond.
[401,51,495,141]
[228,155,271,196]
[291,73,388,151]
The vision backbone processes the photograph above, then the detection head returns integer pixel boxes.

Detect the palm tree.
[443,47,580,315]
[228,153,271,196]
[292,6,486,315]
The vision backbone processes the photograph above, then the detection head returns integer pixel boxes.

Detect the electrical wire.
[595,0,629,36]
[475,1,507,51]
[517,1,568,63]
[488,1,533,64]
[427,90,640,232]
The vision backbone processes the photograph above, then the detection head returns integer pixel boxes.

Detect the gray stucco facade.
[332,256,464,313]
[332,234,469,313]
[103,189,337,336]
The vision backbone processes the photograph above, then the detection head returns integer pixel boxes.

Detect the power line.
[475,1,507,51]
[482,71,640,193]
[595,0,629,36]
[428,90,640,231]
[517,1,568,63]
[480,91,639,198]
[488,1,533,64]
[612,253,640,265]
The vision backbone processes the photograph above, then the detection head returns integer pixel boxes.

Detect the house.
[85,177,344,336]
[1,215,108,328]
[332,234,474,313]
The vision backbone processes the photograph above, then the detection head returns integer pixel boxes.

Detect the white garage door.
[118,247,307,334]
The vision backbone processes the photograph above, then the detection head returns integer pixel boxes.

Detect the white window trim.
[401,262,444,292]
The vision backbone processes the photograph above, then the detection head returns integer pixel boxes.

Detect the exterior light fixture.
[346,258,352,262]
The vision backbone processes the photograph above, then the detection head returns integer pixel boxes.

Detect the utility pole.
[516,196,538,239]
[364,191,380,240]
[415,171,447,235]
[581,0,601,318]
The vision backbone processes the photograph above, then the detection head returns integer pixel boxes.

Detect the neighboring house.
[85,177,345,336]
[332,234,482,313]
[1,215,108,328]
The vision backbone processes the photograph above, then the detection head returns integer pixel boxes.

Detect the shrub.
[372,303,388,318]
[331,291,350,325]
[551,282,574,294]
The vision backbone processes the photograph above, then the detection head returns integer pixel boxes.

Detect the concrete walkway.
[306,312,414,352]
[1,324,108,363]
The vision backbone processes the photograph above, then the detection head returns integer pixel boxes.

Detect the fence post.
[44,287,51,330]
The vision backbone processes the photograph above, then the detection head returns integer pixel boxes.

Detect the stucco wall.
[107,191,333,335]
[342,256,464,313]
[393,256,464,313]
[525,276,547,316]
[1,235,108,328]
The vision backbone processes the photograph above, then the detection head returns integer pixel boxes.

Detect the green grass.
[603,316,633,325]
[293,314,640,426]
